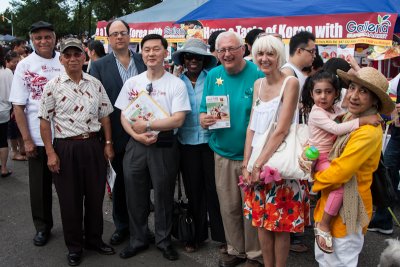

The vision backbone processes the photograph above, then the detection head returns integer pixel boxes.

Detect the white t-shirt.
[115,71,191,130]
[0,67,13,123]
[9,52,64,146]
[282,62,306,92]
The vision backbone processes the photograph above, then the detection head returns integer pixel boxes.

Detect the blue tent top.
[119,0,208,23]
[177,0,400,32]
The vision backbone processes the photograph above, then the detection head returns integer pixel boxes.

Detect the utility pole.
[2,14,13,36]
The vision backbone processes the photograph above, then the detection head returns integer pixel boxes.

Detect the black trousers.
[53,138,106,253]
[179,143,226,244]
[28,146,53,232]
[123,138,178,250]
[111,151,129,233]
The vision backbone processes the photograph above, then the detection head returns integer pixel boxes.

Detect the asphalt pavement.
[0,158,399,267]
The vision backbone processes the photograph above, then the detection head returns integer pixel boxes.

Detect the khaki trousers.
[214,153,262,260]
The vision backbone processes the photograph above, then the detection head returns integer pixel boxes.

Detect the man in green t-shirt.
[200,31,264,267]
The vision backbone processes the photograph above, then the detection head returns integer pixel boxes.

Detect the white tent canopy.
[119,0,208,23]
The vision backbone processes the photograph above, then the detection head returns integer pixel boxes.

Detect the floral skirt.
[244,179,310,233]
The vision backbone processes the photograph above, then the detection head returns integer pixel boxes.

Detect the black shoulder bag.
[171,173,196,243]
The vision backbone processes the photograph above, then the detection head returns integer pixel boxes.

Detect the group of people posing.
[0,18,398,267]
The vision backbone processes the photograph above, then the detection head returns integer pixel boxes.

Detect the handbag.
[371,123,398,209]
[171,173,196,243]
[371,154,397,208]
[247,76,309,180]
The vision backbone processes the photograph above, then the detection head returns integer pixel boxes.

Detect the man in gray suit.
[90,19,146,245]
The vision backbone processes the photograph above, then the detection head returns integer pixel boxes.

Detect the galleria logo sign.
[346,14,391,39]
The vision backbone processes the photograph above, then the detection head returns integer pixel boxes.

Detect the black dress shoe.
[159,245,179,261]
[110,230,128,245]
[85,242,115,255]
[67,251,82,266]
[119,245,149,259]
[33,231,50,246]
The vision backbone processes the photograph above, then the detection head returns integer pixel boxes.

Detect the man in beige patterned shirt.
[38,38,114,266]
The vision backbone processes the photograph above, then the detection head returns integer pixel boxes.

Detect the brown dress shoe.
[218,254,246,267]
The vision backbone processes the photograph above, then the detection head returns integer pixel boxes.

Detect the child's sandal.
[314,225,334,254]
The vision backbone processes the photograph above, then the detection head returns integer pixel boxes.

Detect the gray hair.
[215,31,244,50]
[252,35,286,69]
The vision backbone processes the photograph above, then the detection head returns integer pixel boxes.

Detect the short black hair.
[140,34,168,49]
[88,40,106,58]
[323,57,351,89]
[0,45,5,68]
[289,31,316,56]
[11,38,26,50]
[5,50,19,62]
[245,29,264,47]
[208,30,225,52]
[106,20,130,36]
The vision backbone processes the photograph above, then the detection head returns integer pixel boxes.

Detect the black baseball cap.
[30,21,54,33]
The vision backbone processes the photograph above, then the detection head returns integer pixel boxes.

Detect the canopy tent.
[0,34,16,42]
[95,0,208,42]
[176,0,400,46]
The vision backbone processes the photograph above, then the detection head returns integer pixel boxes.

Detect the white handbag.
[247,76,309,180]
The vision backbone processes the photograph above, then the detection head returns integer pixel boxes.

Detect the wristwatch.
[105,140,113,145]
[146,121,151,132]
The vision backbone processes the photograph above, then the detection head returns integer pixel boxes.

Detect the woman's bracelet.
[253,163,262,171]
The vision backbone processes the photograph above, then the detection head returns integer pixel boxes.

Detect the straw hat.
[337,67,395,115]
[172,38,217,70]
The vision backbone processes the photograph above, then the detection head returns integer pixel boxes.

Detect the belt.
[63,132,98,140]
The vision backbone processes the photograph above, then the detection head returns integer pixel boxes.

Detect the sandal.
[314,224,334,254]
[1,170,12,178]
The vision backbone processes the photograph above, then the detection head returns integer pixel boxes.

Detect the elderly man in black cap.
[39,38,115,266]
[9,20,63,247]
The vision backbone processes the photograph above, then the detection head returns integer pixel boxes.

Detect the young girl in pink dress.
[303,71,381,253]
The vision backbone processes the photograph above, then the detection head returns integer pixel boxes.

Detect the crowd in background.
[0,19,399,267]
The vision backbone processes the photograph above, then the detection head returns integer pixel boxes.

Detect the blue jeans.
[370,135,400,226]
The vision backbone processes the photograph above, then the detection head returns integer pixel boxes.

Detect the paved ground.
[0,158,399,267]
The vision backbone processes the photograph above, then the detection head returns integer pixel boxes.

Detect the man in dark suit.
[90,19,146,245]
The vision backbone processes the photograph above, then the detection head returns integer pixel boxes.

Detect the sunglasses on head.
[146,83,153,95]
[183,53,204,61]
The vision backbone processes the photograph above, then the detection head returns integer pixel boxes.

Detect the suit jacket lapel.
[106,54,123,89]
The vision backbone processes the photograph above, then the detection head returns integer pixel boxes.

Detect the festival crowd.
[0,19,399,267]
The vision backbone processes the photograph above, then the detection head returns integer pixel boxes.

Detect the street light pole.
[2,14,13,36]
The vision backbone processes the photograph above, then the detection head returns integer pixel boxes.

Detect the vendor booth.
[95,0,208,43]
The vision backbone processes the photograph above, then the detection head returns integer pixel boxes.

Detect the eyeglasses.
[216,45,243,54]
[62,52,84,59]
[109,31,129,37]
[301,48,317,55]
[183,53,204,61]
[146,83,153,95]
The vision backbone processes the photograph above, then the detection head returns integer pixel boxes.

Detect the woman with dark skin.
[172,39,226,253]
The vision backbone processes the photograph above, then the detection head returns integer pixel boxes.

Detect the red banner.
[198,12,398,46]
[95,12,398,46]
[95,21,187,43]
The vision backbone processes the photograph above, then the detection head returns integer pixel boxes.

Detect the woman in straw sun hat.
[172,39,226,253]
[312,67,395,267]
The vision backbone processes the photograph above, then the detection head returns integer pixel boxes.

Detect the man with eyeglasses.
[282,31,316,91]
[114,34,190,261]
[199,31,264,267]
[38,37,115,266]
[9,20,64,248]
[90,19,147,246]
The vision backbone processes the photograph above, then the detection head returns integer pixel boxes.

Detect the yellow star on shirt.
[216,77,224,86]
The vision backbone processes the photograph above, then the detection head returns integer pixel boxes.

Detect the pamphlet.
[122,91,169,134]
[206,95,231,130]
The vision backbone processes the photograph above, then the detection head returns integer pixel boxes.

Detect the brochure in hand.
[122,91,169,134]
[206,95,231,130]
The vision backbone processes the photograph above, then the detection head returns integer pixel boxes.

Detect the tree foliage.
[5,0,162,39]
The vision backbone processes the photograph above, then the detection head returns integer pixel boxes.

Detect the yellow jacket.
[313,125,382,238]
